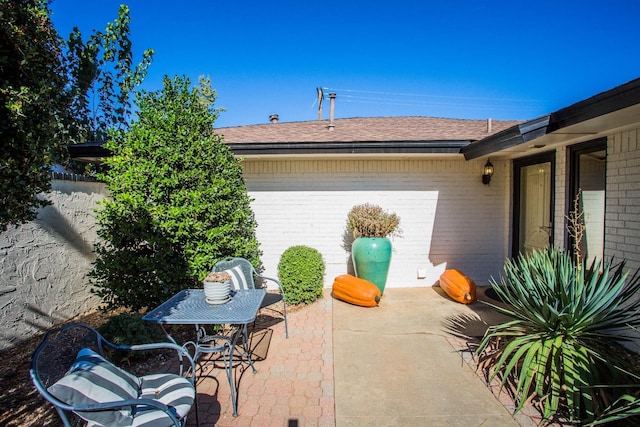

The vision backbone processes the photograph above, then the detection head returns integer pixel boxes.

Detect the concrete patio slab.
[186,286,542,426]
[333,286,524,427]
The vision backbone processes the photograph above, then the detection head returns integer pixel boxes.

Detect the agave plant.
[476,247,640,423]
[589,392,640,425]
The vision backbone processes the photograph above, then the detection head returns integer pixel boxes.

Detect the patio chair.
[30,322,197,427]
[213,257,289,338]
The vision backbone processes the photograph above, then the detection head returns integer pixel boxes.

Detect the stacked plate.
[203,281,231,304]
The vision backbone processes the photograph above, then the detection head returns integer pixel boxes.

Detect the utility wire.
[340,97,542,112]
[337,95,541,112]
[318,86,544,114]
[322,86,543,103]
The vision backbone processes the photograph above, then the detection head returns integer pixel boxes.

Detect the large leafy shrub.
[91,75,261,311]
[1,2,153,230]
[0,0,70,231]
[476,248,640,424]
[278,246,325,305]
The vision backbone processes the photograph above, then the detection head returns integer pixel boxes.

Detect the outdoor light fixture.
[482,159,494,185]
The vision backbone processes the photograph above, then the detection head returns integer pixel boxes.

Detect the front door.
[513,153,555,256]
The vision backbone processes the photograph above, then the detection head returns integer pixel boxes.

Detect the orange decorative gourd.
[439,269,476,304]
[332,274,381,307]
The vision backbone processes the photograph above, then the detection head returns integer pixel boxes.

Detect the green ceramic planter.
[351,237,392,295]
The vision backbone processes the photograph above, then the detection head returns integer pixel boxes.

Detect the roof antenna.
[317,87,324,121]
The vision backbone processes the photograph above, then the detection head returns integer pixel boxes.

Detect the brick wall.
[554,148,568,249]
[242,157,507,289]
[606,127,640,273]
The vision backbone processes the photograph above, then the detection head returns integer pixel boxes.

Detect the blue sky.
[49,0,640,128]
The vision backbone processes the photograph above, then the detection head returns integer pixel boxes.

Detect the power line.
[314,85,546,118]
[335,94,542,112]
[340,97,542,112]
[322,86,544,104]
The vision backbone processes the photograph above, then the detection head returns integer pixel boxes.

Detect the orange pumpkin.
[439,269,476,304]
[332,274,381,307]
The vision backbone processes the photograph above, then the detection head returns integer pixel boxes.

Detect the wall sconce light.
[482,159,494,185]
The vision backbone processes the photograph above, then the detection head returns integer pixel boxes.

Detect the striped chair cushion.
[48,347,140,426]
[135,373,195,427]
[224,265,251,290]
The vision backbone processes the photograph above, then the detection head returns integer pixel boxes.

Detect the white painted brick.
[244,158,507,288]
[606,127,640,267]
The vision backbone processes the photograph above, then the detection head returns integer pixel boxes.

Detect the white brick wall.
[554,149,568,249]
[242,157,507,288]
[606,128,640,273]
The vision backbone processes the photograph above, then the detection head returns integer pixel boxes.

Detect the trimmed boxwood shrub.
[277,246,325,305]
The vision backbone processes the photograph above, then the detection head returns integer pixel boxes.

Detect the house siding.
[242,157,506,289]
[606,127,640,273]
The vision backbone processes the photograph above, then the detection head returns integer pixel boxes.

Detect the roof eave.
[227,140,471,156]
[549,77,640,131]
[462,77,640,160]
[461,116,550,160]
[67,141,111,163]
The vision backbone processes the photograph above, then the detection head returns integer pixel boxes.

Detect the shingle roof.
[217,116,523,144]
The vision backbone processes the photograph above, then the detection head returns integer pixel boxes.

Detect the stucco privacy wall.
[606,127,640,273]
[241,158,507,289]
[0,179,106,351]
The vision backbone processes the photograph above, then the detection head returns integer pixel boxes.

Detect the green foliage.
[0,1,153,230]
[98,312,166,362]
[347,203,401,238]
[476,248,640,424]
[589,392,640,426]
[98,312,166,345]
[91,75,261,311]
[277,246,325,305]
[62,4,154,144]
[0,0,71,231]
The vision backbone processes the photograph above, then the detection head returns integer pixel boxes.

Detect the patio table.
[143,288,266,417]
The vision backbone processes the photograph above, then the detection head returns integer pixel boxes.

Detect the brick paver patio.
[186,295,334,426]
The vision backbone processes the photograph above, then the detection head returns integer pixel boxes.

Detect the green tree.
[63,4,154,144]
[0,1,153,231]
[0,0,70,231]
[91,75,261,311]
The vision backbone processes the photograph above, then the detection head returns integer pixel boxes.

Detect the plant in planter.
[347,203,400,295]
[203,271,232,284]
[202,271,232,304]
